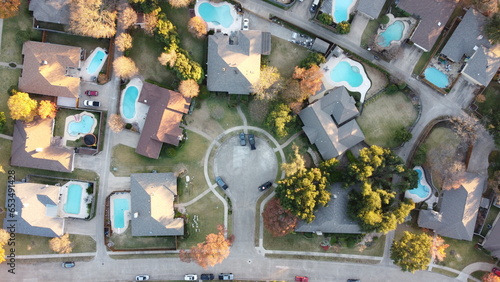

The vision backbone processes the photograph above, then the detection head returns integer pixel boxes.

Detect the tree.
[38,100,57,119]
[275,167,331,222]
[129,0,159,14]
[265,103,295,138]
[0,112,6,133]
[474,0,498,17]
[187,16,208,38]
[263,197,298,237]
[115,33,133,52]
[158,48,177,67]
[292,65,323,97]
[68,0,117,38]
[441,161,466,190]
[281,144,305,177]
[390,231,432,273]
[450,115,481,144]
[253,66,284,100]
[178,79,200,98]
[168,0,192,8]
[119,6,138,29]
[113,56,139,79]
[144,8,160,35]
[394,127,412,144]
[318,13,333,25]
[173,52,204,82]
[337,21,351,34]
[378,14,390,25]
[108,114,125,133]
[178,225,232,269]
[7,91,38,122]
[0,0,21,19]
[281,79,306,104]
[430,236,449,263]
[485,13,500,44]
[482,272,500,282]
[49,233,73,254]
[0,229,9,245]
[299,52,326,69]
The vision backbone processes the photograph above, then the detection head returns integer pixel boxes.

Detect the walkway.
[0,133,13,141]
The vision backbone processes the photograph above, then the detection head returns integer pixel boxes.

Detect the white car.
[242,18,249,30]
[83,100,100,107]
[135,275,149,281]
[184,274,197,281]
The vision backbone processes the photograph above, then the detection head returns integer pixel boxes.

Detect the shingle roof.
[11,119,74,173]
[19,41,81,99]
[29,0,71,25]
[462,44,500,86]
[418,173,484,241]
[482,214,500,258]
[3,182,64,237]
[295,183,362,233]
[356,0,386,19]
[207,31,271,94]
[312,38,331,54]
[130,173,184,236]
[322,87,359,125]
[398,0,457,51]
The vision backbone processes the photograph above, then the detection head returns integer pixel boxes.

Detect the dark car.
[215,176,228,190]
[347,279,360,282]
[295,276,308,282]
[493,267,500,277]
[258,181,272,192]
[104,227,109,237]
[84,100,100,107]
[135,275,150,281]
[239,133,246,146]
[248,134,256,150]
[62,261,75,268]
[85,90,98,96]
[218,273,234,280]
[200,273,215,280]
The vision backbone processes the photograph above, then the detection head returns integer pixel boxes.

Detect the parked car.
[200,273,215,280]
[493,267,500,277]
[84,100,100,107]
[248,134,256,150]
[242,18,249,30]
[347,279,360,282]
[218,273,234,280]
[239,132,246,146]
[310,0,319,13]
[215,176,228,190]
[184,274,197,281]
[85,90,98,96]
[61,262,75,268]
[135,275,150,281]
[295,276,308,282]
[258,181,272,192]
[104,227,109,237]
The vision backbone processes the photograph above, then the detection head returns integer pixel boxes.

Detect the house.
[356,0,386,20]
[19,41,82,107]
[295,184,361,234]
[29,0,71,25]
[11,119,74,173]
[482,213,500,258]
[311,38,332,54]
[207,30,271,94]
[135,82,191,159]
[299,87,365,160]
[397,0,458,52]
[418,173,484,241]
[440,9,500,87]
[130,173,184,236]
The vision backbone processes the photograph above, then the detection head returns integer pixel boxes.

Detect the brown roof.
[19,41,81,98]
[11,119,74,173]
[398,0,458,52]
[135,82,191,159]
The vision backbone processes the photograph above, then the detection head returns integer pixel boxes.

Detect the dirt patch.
[268,36,310,78]
[364,64,389,99]
[184,100,225,139]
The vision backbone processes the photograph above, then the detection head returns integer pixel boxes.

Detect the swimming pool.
[378,20,404,47]
[63,184,83,214]
[113,198,130,229]
[122,85,139,120]
[198,2,234,28]
[88,50,106,74]
[333,0,354,23]
[68,115,95,136]
[424,67,449,88]
[330,61,363,87]
[408,167,431,199]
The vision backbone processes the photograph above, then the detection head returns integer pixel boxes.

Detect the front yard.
[0,68,21,136]
[108,227,176,251]
[14,234,96,255]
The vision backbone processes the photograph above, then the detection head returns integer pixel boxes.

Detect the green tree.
[391,231,432,273]
[485,13,500,44]
[299,52,326,69]
[129,0,159,13]
[318,13,333,25]
[394,127,412,144]
[378,14,389,25]
[265,103,295,138]
[0,112,6,133]
[7,91,38,122]
[173,52,204,82]
[337,21,350,34]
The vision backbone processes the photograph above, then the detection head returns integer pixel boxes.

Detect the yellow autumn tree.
[7,91,38,122]
[187,16,208,38]
[113,56,139,79]
[115,33,133,52]
[38,100,58,119]
[168,0,193,8]
[49,233,73,254]
[119,6,137,30]
[178,79,199,98]
[0,0,21,19]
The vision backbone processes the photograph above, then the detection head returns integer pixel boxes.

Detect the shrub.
[395,127,412,144]
[345,150,357,163]
[337,21,350,34]
[125,123,133,130]
[318,13,333,25]
[379,15,390,25]
[299,52,326,69]
[413,145,427,166]
[398,82,407,90]
[386,84,399,95]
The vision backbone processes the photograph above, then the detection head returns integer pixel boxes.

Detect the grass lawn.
[14,234,96,255]
[44,32,110,54]
[439,236,495,271]
[360,20,379,48]
[0,68,22,136]
[109,227,176,250]
[267,36,310,78]
[205,96,243,130]
[471,271,489,280]
[481,206,500,236]
[357,92,418,148]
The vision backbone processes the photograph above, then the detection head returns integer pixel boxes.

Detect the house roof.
[19,41,81,99]
[207,31,271,94]
[295,183,362,233]
[482,213,500,258]
[462,44,500,86]
[130,173,184,236]
[311,38,331,54]
[398,0,457,52]
[29,0,71,25]
[441,9,490,62]
[11,119,74,173]
[418,173,484,241]
[3,182,64,237]
[299,87,364,160]
[135,82,191,159]
[356,0,386,19]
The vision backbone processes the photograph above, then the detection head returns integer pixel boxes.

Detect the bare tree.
[113,56,139,79]
[187,16,208,38]
[49,234,73,254]
[252,66,284,100]
[119,6,137,30]
[68,0,117,38]
[281,79,305,103]
[108,114,125,133]
[115,33,133,52]
[450,115,481,144]
[158,48,177,67]
[178,79,199,98]
[168,0,193,8]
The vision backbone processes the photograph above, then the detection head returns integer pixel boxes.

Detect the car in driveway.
[215,176,228,190]
[219,273,234,280]
[200,273,215,280]
[135,275,150,281]
[242,18,249,30]
[258,181,272,192]
[61,261,75,268]
[295,276,308,282]
[83,100,100,107]
[184,274,197,280]
[493,267,500,277]
[248,134,256,150]
[85,90,98,96]
[239,132,246,146]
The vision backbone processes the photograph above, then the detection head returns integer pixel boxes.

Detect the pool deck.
[63,111,98,144]
[110,192,131,235]
[194,0,243,34]
[80,47,108,82]
[59,181,90,219]
[331,0,357,24]
[120,78,147,129]
[375,14,415,49]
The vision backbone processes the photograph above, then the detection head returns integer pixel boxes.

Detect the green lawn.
[53,108,101,145]
[439,236,495,271]
[267,36,310,78]
[0,68,22,136]
[14,234,96,255]
[476,82,500,149]
[357,92,418,148]
[205,96,243,130]
[481,206,500,237]
[361,20,379,48]
[108,227,176,250]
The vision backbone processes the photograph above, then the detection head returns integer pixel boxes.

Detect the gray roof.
[295,183,362,233]
[29,0,70,25]
[462,45,500,86]
[356,0,386,19]
[3,182,64,238]
[311,38,331,54]
[482,213,500,258]
[207,31,271,94]
[130,173,184,236]
[441,9,490,62]
[418,173,484,241]
[299,87,364,160]
[398,0,457,51]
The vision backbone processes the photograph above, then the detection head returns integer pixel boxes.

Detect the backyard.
[266,36,310,77]
[44,32,109,55]
[360,19,380,49]
[53,108,101,147]
[357,91,418,148]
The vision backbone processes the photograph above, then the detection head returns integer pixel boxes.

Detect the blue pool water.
[68,115,95,136]
[334,0,354,23]
[378,21,404,47]
[330,61,363,87]
[64,184,83,214]
[198,2,234,28]
[122,86,139,119]
[424,67,449,88]
[113,198,130,229]
[88,50,106,75]
[408,167,431,198]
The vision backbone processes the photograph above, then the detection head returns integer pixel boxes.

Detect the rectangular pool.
[64,184,83,214]
[113,198,130,229]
